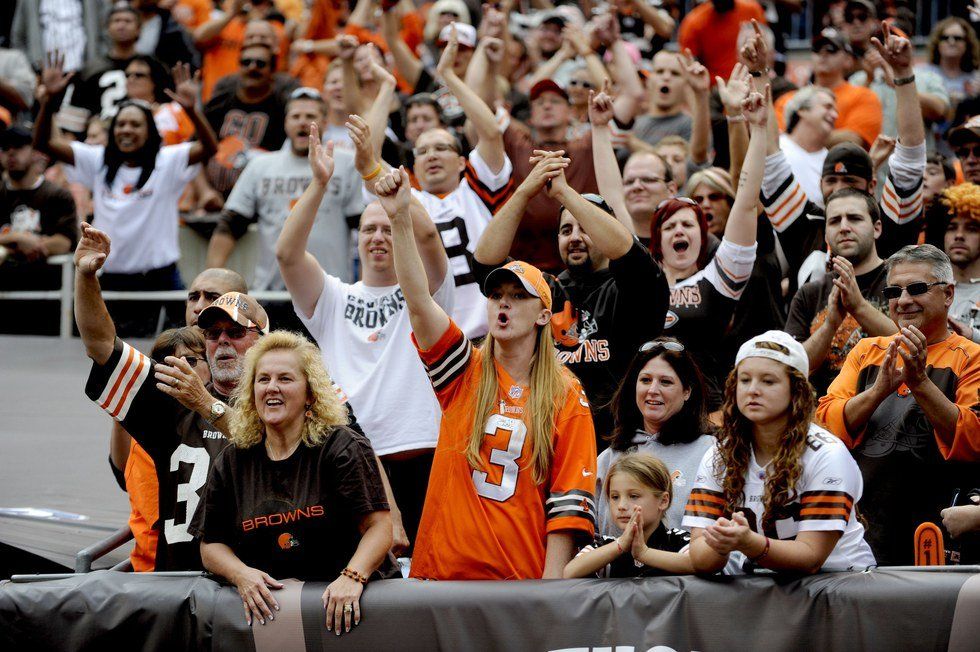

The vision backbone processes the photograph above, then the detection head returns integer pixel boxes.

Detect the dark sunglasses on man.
[955,143,980,160]
[240,57,270,69]
[203,325,263,341]
[881,281,947,301]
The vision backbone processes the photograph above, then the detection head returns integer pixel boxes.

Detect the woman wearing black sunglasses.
[596,338,717,536]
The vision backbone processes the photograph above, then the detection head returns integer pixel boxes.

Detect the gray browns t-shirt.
[224,148,364,290]
[952,280,980,343]
[632,113,693,149]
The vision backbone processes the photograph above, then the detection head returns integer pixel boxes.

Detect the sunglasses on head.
[240,57,270,69]
[881,281,947,300]
[656,196,697,211]
[203,324,259,341]
[290,86,322,100]
[640,340,685,353]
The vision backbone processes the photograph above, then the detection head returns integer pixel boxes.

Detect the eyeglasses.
[182,355,204,367]
[240,58,270,69]
[955,144,980,159]
[568,79,595,89]
[813,44,841,55]
[692,192,727,203]
[640,340,685,353]
[881,281,948,300]
[412,142,458,157]
[290,86,322,100]
[940,34,967,43]
[126,71,150,79]
[203,325,261,341]
[843,12,869,23]
[624,175,668,188]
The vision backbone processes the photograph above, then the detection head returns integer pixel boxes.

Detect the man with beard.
[818,244,980,565]
[473,150,668,446]
[0,124,77,333]
[75,221,263,571]
[785,188,898,395]
[206,89,363,290]
[203,42,287,198]
[940,184,980,343]
[678,0,766,83]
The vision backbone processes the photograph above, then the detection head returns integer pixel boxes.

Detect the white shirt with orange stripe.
[682,423,876,573]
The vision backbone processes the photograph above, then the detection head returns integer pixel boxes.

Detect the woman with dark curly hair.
[683,331,875,574]
[921,17,980,107]
[596,338,716,535]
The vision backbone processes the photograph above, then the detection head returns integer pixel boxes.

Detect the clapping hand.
[629,506,650,560]
[895,325,929,389]
[615,506,639,555]
[74,222,110,276]
[345,114,377,177]
[308,123,335,187]
[519,151,570,197]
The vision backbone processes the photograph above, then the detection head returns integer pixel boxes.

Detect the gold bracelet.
[342,567,369,584]
[361,164,382,181]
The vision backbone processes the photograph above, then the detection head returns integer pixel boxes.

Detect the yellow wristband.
[361,163,382,181]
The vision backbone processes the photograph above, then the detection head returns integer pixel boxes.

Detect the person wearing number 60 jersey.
[375,164,598,580]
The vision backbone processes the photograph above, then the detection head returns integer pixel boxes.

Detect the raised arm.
[73,223,116,365]
[193,0,244,47]
[723,87,768,247]
[274,124,332,318]
[33,51,76,165]
[682,49,712,165]
[549,156,633,260]
[341,39,367,116]
[717,64,752,184]
[624,0,676,39]
[473,153,570,266]
[381,6,423,89]
[377,167,449,349]
[438,24,505,173]
[166,63,219,166]
[608,38,645,125]
[589,85,634,231]
[871,22,923,148]
[365,60,398,158]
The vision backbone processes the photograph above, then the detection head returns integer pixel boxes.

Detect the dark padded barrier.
[2,568,979,651]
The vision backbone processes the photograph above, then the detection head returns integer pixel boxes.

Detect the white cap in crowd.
[735,330,809,377]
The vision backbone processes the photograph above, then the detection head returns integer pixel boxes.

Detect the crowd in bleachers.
[2,0,980,634]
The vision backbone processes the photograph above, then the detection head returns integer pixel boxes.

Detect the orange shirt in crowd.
[126,441,159,572]
[201,17,288,100]
[409,321,597,580]
[774,82,883,148]
[678,0,766,83]
[155,102,195,145]
[171,0,213,31]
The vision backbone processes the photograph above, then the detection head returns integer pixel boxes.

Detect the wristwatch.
[209,401,226,420]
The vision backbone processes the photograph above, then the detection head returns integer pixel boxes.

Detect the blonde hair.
[466,325,575,484]
[229,331,349,448]
[605,453,673,509]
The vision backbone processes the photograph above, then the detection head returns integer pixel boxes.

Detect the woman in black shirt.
[191,331,391,635]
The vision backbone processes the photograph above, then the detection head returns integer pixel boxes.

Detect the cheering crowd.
[2,0,980,635]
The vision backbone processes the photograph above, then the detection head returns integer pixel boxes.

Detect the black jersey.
[85,339,230,571]
[189,427,388,581]
[576,524,691,578]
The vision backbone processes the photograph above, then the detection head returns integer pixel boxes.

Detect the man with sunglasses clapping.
[817,244,980,566]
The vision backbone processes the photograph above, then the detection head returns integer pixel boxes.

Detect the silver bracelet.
[726,114,747,123]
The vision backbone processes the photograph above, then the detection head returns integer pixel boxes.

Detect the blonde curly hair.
[941,183,980,223]
[229,331,348,449]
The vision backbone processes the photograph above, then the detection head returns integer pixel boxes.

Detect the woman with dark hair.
[683,331,875,574]
[648,88,768,411]
[124,55,195,146]
[35,54,218,334]
[597,338,716,535]
[921,17,980,108]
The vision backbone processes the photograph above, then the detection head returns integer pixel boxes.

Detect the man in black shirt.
[67,3,142,125]
[785,187,898,394]
[203,42,287,197]
[474,153,668,446]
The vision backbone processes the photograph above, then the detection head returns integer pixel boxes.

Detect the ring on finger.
[344,603,353,613]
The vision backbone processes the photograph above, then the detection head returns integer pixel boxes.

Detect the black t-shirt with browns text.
[189,426,388,581]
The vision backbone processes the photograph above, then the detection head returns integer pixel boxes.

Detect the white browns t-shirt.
[66,141,200,274]
[682,423,876,573]
[296,270,455,455]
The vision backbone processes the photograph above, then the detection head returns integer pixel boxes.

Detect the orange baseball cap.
[482,261,552,310]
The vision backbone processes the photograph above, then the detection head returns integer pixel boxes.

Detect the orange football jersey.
[409,320,597,580]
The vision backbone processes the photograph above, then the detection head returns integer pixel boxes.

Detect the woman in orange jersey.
[683,331,875,574]
[376,164,598,580]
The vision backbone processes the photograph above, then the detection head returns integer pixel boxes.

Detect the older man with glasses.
[818,244,980,566]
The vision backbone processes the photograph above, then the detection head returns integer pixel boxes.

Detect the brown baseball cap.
[197,292,270,333]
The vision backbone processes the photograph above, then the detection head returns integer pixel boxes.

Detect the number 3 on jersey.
[164,444,211,543]
[472,415,526,502]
